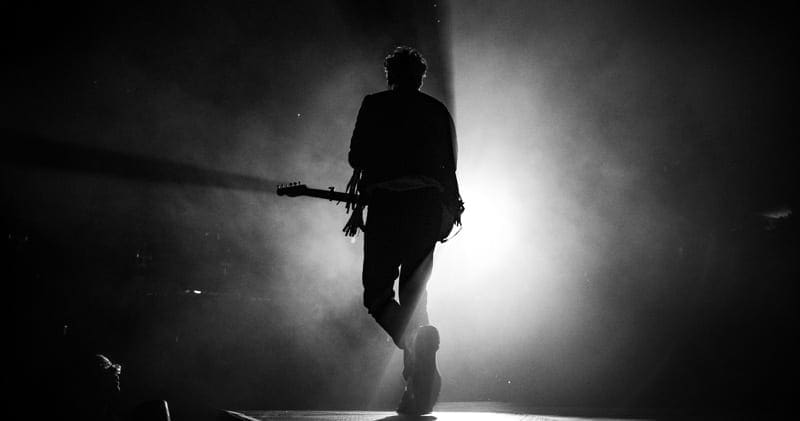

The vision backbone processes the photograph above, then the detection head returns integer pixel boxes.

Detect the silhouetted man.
[344,46,463,415]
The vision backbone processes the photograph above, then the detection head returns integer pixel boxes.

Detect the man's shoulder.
[364,90,400,103]
[365,90,392,99]
[416,91,448,109]
[365,90,449,112]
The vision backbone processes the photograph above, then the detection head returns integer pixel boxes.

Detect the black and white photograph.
[2,1,796,420]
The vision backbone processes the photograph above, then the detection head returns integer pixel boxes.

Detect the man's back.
[348,89,455,191]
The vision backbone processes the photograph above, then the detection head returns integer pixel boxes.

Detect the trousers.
[362,187,442,349]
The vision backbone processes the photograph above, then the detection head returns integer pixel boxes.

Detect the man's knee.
[361,263,399,315]
[363,289,394,316]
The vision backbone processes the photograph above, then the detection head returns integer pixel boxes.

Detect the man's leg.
[396,246,441,415]
[362,192,406,348]
[397,187,441,329]
[396,188,442,415]
[398,247,434,337]
[362,236,405,348]
[395,246,434,383]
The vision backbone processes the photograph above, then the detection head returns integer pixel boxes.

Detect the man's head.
[384,46,427,90]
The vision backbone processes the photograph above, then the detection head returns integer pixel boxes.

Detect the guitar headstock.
[276,182,308,197]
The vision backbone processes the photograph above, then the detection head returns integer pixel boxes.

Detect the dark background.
[2,0,797,417]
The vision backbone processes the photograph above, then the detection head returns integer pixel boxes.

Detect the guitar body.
[439,203,458,241]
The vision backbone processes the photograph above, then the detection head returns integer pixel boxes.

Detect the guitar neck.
[301,188,360,204]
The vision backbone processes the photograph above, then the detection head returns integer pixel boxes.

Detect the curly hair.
[384,46,427,89]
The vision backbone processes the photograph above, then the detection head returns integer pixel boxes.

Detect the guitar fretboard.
[299,188,359,204]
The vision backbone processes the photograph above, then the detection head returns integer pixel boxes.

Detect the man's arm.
[348,95,374,169]
[446,109,457,172]
[441,105,463,224]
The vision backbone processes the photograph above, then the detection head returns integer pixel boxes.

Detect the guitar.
[276,182,461,242]
[276,182,360,204]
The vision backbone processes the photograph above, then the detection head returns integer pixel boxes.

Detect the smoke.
[5,0,793,411]
[3,0,412,409]
[124,6,393,408]
[428,0,795,405]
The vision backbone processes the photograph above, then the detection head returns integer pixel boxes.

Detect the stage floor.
[236,402,654,421]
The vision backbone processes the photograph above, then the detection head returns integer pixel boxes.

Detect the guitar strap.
[342,168,364,237]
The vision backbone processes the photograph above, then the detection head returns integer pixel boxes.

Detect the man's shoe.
[409,325,441,414]
[396,385,417,415]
